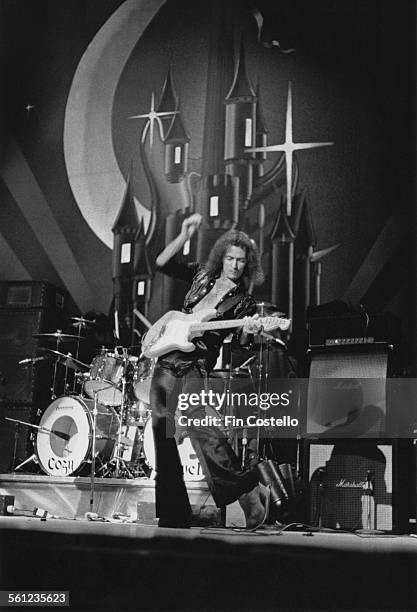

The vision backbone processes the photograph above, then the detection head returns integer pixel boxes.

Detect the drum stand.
[14,453,40,472]
[98,354,135,479]
[10,422,40,472]
[89,390,99,512]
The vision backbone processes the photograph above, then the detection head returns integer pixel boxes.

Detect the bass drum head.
[36,396,118,477]
[36,396,91,477]
[142,417,204,482]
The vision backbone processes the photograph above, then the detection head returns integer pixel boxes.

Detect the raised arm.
[155,213,202,267]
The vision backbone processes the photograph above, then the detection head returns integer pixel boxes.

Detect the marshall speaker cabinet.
[304,439,413,533]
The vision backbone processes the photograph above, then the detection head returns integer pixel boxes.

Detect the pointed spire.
[225,36,256,102]
[157,66,178,114]
[112,173,140,233]
[164,110,190,143]
[271,198,295,242]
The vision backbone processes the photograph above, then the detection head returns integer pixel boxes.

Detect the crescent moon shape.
[63,0,167,249]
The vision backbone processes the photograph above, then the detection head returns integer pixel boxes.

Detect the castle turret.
[112,174,140,342]
[194,0,237,261]
[224,37,256,205]
[164,110,190,183]
[132,218,153,319]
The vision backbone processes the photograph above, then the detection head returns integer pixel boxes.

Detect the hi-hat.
[33,331,81,341]
[69,316,96,328]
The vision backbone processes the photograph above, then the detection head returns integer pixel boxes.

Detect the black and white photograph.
[0,1,416,610]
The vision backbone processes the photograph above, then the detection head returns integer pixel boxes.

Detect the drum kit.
[7,316,158,481]
[6,301,293,484]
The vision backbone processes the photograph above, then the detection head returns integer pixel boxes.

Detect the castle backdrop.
[0,0,415,364]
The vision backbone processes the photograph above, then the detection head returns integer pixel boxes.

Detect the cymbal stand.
[51,334,62,399]
[255,314,266,458]
[110,350,134,479]
[72,323,83,394]
[89,390,99,512]
[63,355,71,395]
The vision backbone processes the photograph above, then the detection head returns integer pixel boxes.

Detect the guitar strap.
[215,294,243,317]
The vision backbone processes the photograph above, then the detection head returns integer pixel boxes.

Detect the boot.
[238,484,267,529]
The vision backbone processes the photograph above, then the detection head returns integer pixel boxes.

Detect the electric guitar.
[141,308,291,359]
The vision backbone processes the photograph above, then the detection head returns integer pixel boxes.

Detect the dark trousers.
[150,363,259,521]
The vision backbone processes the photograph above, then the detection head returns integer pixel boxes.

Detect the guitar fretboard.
[189,316,289,334]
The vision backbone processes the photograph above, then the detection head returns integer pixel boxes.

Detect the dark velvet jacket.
[156,256,256,374]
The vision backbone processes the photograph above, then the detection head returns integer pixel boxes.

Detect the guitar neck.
[189,316,288,334]
[190,320,244,334]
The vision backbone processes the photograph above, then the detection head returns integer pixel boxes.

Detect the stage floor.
[0,516,416,611]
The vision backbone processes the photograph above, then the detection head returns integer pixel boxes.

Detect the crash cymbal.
[69,316,96,328]
[41,348,89,370]
[33,331,81,341]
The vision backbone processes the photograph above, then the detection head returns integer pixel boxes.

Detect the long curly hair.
[204,230,264,286]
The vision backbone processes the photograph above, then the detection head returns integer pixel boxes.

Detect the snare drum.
[36,395,118,477]
[142,417,204,481]
[84,351,124,406]
[132,357,156,404]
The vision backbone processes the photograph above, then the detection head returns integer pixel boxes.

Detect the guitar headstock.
[262,316,291,332]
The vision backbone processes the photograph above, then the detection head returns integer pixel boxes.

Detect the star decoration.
[246,82,334,215]
[128,92,178,147]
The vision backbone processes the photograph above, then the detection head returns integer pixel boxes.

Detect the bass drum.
[36,395,118,477]
[142,417,204,482]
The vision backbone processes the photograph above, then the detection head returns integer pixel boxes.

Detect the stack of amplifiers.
[0,281,69,471]
[304,309,414,533]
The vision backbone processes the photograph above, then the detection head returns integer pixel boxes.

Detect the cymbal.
[69,316,96,328]
[33,331,81,341]
[41,348,89,371]
[255,301,285,315]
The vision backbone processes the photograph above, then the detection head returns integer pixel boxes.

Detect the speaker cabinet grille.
[307,346,388,437]
[305,439,413,533]
[0,309,66,404]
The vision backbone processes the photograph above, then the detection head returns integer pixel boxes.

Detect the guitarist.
[151,213,266,528]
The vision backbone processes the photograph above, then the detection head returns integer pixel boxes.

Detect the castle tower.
[224,37,257,207]
[112,175,140,342]
[133,218,153,320]
[164,110,190,183]
[194,0,237,262]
